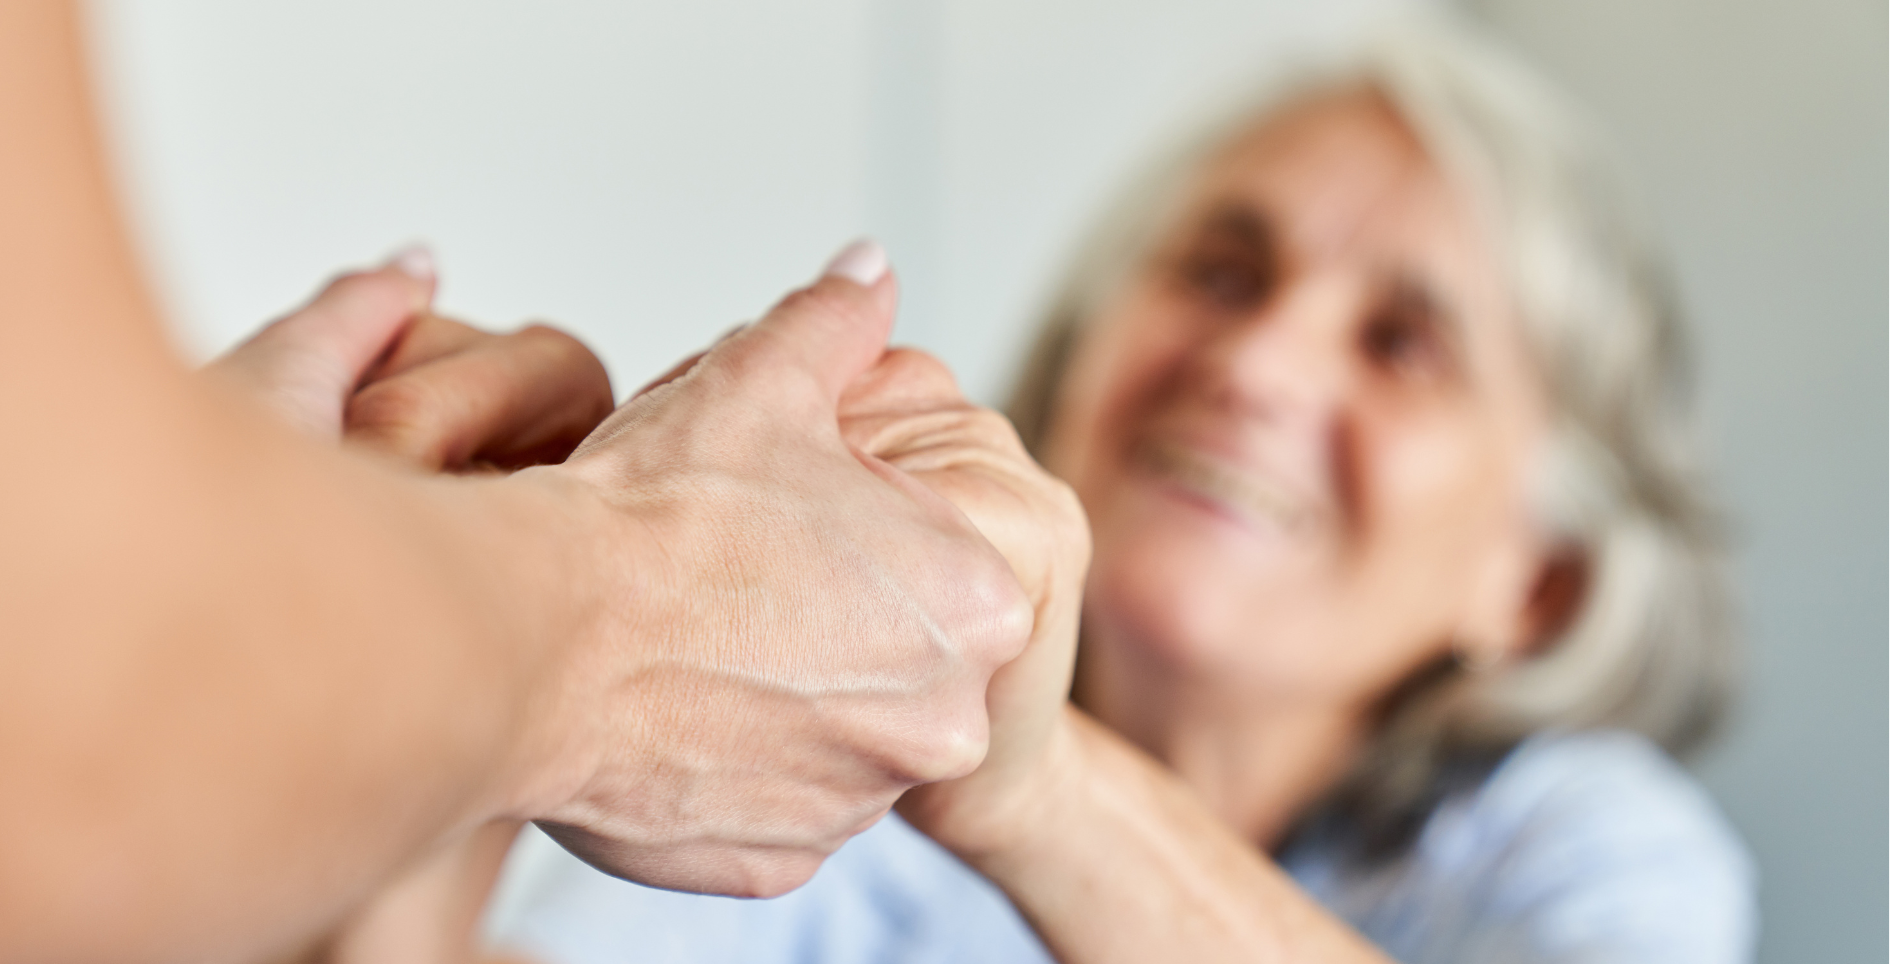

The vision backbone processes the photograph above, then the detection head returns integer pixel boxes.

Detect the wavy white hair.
[1006,16,1736,859]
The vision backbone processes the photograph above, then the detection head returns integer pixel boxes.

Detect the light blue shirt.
[485,730,1755,964]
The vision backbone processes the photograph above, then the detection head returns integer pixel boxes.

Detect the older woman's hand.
[834,349,1094,857]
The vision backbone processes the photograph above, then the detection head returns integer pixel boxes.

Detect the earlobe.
[1458,531,1582,667]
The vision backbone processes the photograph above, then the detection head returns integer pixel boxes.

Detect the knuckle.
[740,852,823,899]
[348,376,430,425]
[845,348,966,417]
[345,378,451,463]
[518,323,614,400]
[943,544,1035,670]
[375,313,475,374]
[411,311,477,340]
[963,406,1027,452]
[993,580,1037,660]
[697,337,775,393]
[902,713,990,785]
[701,337,823,418]
[879,348,958,394]
[515,321,582,356]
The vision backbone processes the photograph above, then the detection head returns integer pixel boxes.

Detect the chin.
[1082,500,1344,693]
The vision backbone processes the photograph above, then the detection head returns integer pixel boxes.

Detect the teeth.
[1135,438,1312,531]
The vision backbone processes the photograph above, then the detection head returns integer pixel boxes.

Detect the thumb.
[211,245,436,437]
[719,239,898,406]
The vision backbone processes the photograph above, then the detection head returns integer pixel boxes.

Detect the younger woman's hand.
[206,248,614,473]
[208,253,613,964]
[205,248,437,439]
[835,349,1094,857]
[344,312,613,473]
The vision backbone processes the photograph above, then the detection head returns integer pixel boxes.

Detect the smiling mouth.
[1132,437,1317,534]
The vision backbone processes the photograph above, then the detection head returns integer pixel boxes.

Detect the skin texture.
[362,91,1568,964]
[899,91,1563,962]
[1048,91,1555,845]
[0,4,1049,962]
[214,279,611,964]
[215,275,1091,964]
[281,91,1568,964]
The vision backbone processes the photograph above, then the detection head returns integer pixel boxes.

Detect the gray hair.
[1007,16,1736,860]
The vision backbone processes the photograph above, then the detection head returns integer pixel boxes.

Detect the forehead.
[1190,90,1475,266]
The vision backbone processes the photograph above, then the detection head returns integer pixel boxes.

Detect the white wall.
[87,2,1885,961]
[86,0,1402,400]
[89,0,879,387]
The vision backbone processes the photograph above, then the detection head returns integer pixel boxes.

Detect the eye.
[1178,249,1274,312]
[1169,207,1278,314]
[1360,282,1456,381]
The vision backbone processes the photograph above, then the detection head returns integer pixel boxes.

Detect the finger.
[708,239,899,407]
[837,349,973,458]
[367,311,485,382]
[346,324,614,471]
[209,246,436,438]
[239,247,436,380]
[838,348,964,418]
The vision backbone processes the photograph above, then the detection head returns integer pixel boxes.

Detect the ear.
[1518,545,1589,657]
[1456,527,1590,666]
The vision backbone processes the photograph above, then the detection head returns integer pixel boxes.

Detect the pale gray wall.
[90,1,1884,960]
[1467,2,1888,961]
[88,0,882,378]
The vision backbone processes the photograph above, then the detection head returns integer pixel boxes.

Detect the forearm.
[0,5,600,957]
[300,820,526,964]
[961,710,1389,964]
[0,370,599,961]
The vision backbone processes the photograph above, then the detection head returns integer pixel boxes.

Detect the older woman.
[484,21,1753,964]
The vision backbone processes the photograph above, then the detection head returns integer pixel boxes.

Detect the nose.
[1183,273,1355,429]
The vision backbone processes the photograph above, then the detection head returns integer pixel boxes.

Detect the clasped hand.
[209,244,1090,905]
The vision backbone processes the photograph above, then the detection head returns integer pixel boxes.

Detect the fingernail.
[388,244,437,282]
[820,238,888,286]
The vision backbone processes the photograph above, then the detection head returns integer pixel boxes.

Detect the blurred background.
[84,0,1884,960]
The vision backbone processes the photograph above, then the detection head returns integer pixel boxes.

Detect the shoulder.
[1287,730,1757,964]
[1460,730,1736,833]
[1456,730,1752,885]
[1427,730,1757,963]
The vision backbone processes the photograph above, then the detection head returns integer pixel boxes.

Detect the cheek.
[1367,416,1522,560]
[1083,516,1453,705]
[1043,296,1196,505]
[1344,415,1527,638]
[1108,416,1529,701]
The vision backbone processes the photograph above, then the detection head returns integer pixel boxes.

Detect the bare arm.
[928,710,1391,964]
[1,10,584,957]
[0,4,1029,961]
[220,297,614,964]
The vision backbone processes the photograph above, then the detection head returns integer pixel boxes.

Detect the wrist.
[908,704,1093,866]
[448,465,627,822]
